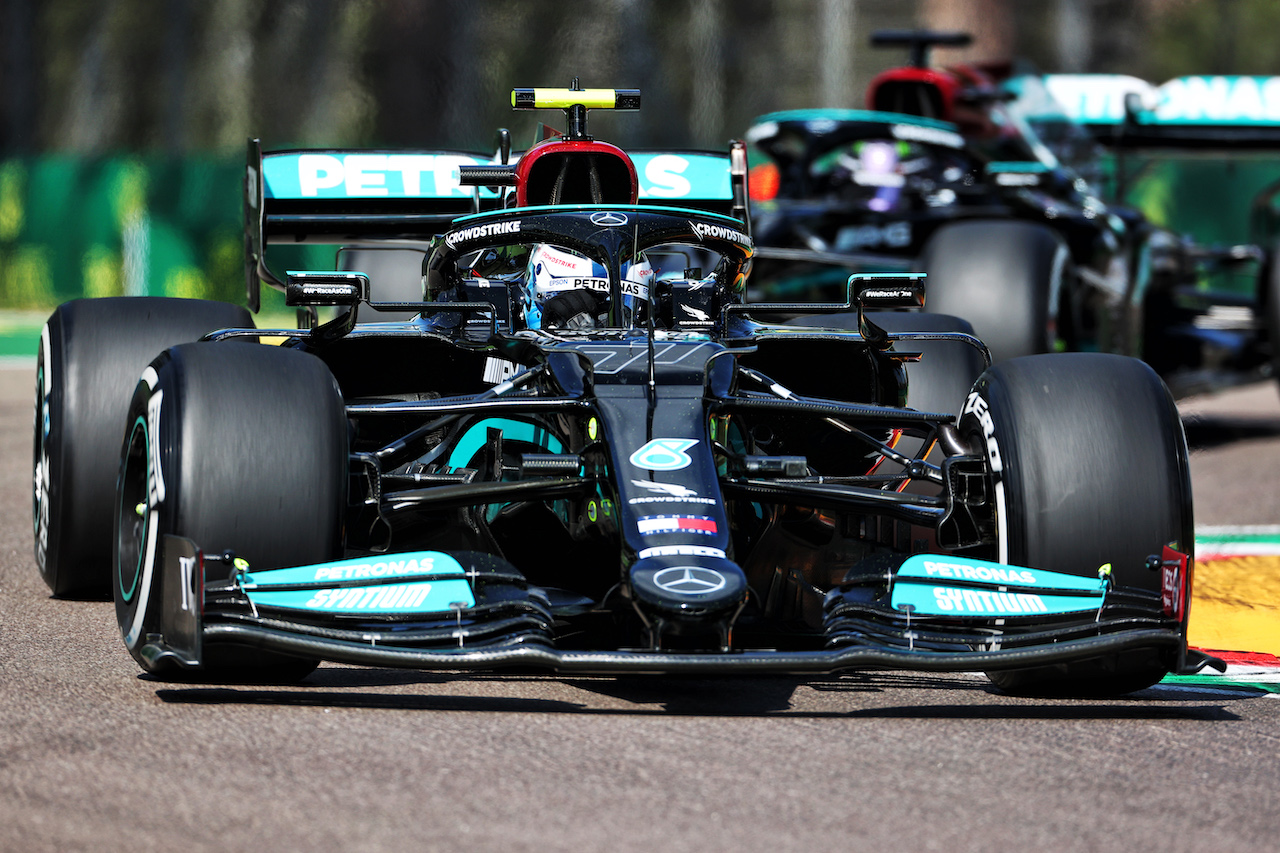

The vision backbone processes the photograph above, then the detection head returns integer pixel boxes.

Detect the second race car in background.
[747,30,1280,398]
[1045,70,1280,396]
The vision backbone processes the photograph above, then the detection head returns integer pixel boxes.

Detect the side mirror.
[285,271,369,307]
[850,272,926,345]
[851,272,926,309]
[985,161,1047,188]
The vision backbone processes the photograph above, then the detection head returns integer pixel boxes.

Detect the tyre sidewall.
[114,353,183,667]
[961,353,1191,592]
[33,320,63,590]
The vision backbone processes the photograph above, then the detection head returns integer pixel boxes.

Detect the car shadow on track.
[151,669,1249,720]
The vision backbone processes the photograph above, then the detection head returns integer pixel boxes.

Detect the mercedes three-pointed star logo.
[590,211,629,227]
[652,566,727,595]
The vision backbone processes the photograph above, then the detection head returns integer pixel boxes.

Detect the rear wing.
[1044,74,1280,149]
[244,140,742,311]
[244,140,498,311]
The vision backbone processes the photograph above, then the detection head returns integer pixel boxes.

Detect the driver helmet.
[524,244,653,329]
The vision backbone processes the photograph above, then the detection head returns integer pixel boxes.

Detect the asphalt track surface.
[3,366,1279,853]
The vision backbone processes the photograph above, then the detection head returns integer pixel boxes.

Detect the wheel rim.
[32,360,45,542]
[33,333,51,570]
[117,416,150,604]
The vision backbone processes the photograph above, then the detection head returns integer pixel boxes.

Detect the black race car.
[748,31,1273,398]
[34,86,1219,695]
[746,31,1128,365]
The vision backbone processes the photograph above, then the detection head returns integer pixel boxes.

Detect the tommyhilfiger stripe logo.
[637,516,717,535]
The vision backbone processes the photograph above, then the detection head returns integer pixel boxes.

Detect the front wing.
[142,536,1223,678]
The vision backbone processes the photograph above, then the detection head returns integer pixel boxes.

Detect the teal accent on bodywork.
[895,554,1110,591]
[286,269,370,278]
[1150,75,1280,125]
[890,554,1107,617]
[247,580,475,614]
[1045,74,1280,127]
[244,578,476,612]
[448,418,565,470]
[750,109,962,133]
[632,152,732,200]
[262,151,731,202]
[241,550,477,613]
[986,161,1051,173]
[262,151,497,199]
[242,550,460,585]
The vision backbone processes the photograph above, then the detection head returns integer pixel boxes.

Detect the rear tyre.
[35,297,254,597]
[961,353,1193,696]
[786,311,986,415]
[114,343,347,680]
[1265,242,1280,392]
[920,220,1069,363]
[789,312,986,472]
[871,312,987,416]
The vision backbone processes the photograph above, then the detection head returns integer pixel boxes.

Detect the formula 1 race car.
[747,31,1278,398]
[34,85,1220,695]
[746,31,1128,364]
[1044,71,1280,397]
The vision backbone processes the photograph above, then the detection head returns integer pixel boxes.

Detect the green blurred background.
[3,0,1280,356]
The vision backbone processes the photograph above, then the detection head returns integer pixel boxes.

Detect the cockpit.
[422,207,752,334]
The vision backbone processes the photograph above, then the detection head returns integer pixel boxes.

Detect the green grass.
[0,313,48,361]
[0,310,306,364]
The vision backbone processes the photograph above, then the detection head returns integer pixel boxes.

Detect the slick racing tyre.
[35,297,254,597]
[961,353,1193,696]
[114,343,347,680]
[920,220,1069,363]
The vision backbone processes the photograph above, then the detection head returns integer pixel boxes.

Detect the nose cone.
[629,554,747,620]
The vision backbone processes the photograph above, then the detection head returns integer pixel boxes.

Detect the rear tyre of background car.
[787,311,986,415]
[114,342,347,681]
[869,312,987,416]
[961,353,1193,696]
[920,220,1069,363]
[789,312,986,471]
[35,297,254,597]
[1264,241,1280,393]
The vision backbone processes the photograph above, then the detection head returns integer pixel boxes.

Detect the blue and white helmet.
[524,244,653,329]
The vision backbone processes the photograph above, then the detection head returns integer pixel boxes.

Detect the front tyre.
[962,353,1193,695]
[114,343,347,680]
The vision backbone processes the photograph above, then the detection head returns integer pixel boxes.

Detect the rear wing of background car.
[1044,74,1280,149]
[244,139,740,311]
